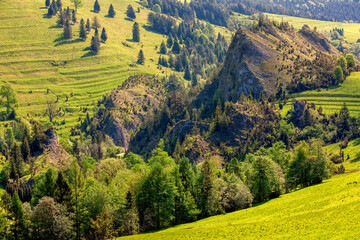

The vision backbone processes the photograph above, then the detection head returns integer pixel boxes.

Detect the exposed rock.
[44,127,71,168]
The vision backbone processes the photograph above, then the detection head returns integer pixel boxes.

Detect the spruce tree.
[184,61,191,80]
[91,29,100,54]
[79,18,87,40]
[167,34,173,48]
[54,171,72,210]
[101,27,107,42]
[56,0,62,10]
[137,49,145,65]
[22,136,31,163]
[51,0,57,13]
[108,4,116,17]
[47,4,55,16]
[63,19,72,39]
[92,16,100,29]
[132,22,140,42]
[72,9,77,23]
[86,18,91,32]
[172,36,181,54]
[57,8,65,26]
[10,192,27,240]
[160,41,167,54]
[126,4,136,19]
[45,0,51,7]
[93,0,100,13]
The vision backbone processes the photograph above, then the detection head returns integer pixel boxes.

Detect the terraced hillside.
[0,0,230,137]
[121,164,360,239]
[282,72,360,116]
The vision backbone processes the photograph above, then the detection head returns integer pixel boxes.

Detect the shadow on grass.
[353,138,360,146]
[125,17,134,22]
[42,14,52,19]
[142,25,161,35]
[104,15,115,18]
[49,25,62,29]
[54,38,83,46]
[40,7,47,9]
[81,51,96,58]
[126,38,137,43]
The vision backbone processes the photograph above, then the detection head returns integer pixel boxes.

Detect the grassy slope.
[0,0,231,137]
[121,166,360,240]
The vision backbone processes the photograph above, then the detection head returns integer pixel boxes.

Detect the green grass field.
[121,163,360,239]
[281,72,360,116]
[0,0,230,137]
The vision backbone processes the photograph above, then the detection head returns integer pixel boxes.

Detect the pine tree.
[160,41,167,54]
[108,4,116,17]
[184,61,191,80]
[45,0,51,7]
[172,36,181,54]
[51,0,57,13]
[57,8,65,26]
[126,5,136,19]
[54,171,72,210]
[86,18,91,32]
[72,9,77,23]
[200,159,220,217]
[47,4,55,16]
[137,49,145,65]
[22,136,31,162]
[63,19,72,39]
[101,27,108,42]
[56,0,62,10]
[10,143,23,180]
[79,18,87,40]
[93,0,100,13]
[167,34,173,48]
[10,192,27,240]
[92,16,101,29]
[91,29,100,54]
[132,22,140,42]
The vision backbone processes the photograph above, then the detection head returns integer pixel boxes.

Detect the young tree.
[126,5,136,19]
[0,84,18,116]
[79,18,87,40]
[45,0,51,7]
[86,18,91,32]
[89,210,118,239]
[31,168,57,206]
[10,192,27,240]
[160,41,167,54]
[47,4,55,16]
[132,22,140,42]
[54,171,72,210]
[93,0,100,13]
[72,9,77,23]
[101,27,108,42]
[337,56,347,71]
[333,66,343,84]
[71,0,83,11]
[152,4,161,13]
[56,0,62,10]
[123,191,139,235]
[91,29,101,54]
[108,4,116,17]
[10,142,24,180]
[44,99,61,122]
[63,19,72,39]
[21,136,31,162]
[137,49,145,65]
[346,54,356,68]
[167,34,173,48]
[172,36,181,54]
[337,103,351,135]
[92,16,101,29]
[184,61,191,80]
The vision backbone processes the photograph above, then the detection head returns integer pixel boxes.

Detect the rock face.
[99,75,166,151]
[44,128,71,168]
[196,23,340,106]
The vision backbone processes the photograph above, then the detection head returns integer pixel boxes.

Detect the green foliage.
[93,0,100,13]
[10,192,27,240]
[0,84,18,117]
[137,50,145,65]
[221,174,252,212]
[346,54,356,68]
[286,141,329,189]
[86,18,91,32]
[333,65,343,84]
[101,27,108,43]
[172,36,181,54]
[152,4,161,13]
[336,103,351,138]
[166,34,173,48]
[132,22,140,42]
[160,41,167,54]
[45,0,50,7]
[79,18,87,40]
[54,171,72,210]
[337,57,347,71]
[31,168,57,206]
[70,0,82,11]
[63,19,72,40]
[126,5,136,19]
[91,29,101,54]
[108,4,116,18]
[249,156,280,203]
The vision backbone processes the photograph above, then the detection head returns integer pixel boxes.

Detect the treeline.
[225,0,360,22]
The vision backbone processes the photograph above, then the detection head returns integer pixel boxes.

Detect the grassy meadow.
[120,163,360,240]
[0,0,231,137]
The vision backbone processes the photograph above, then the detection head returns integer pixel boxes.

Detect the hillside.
[0,0,230,137]
[121,168,360,239]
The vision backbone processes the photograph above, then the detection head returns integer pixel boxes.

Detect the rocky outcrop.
[44,127,71,168]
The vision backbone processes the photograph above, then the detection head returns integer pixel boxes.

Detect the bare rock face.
[44,127,71,168]
[293,100,306,120]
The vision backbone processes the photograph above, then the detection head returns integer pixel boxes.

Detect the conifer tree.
[137,49,145,65]
[108,4,116,17]
[184,61,191,80]
[10,143,23,180]
[92,16,100,29]
[57,8,65,26]
[172,36,181,54]
[91,29,100,54]
[93,0,100,13]
[63,19,72,39]
[22,136,31,163]
[126,4,136,19]
[160,41,167,54]
[47,4,55,16]
[72,9,77,23]
[10,192,27,240]
[56,0,62,10]
[79,18,87,40]
[101,27,108,42]
[86,18,91,32]
[45,0,51,7]
[54,171,72,210]
[200,159,220,217]
[51,0,57,13]
[167,34,173,48]
[132,22,140,42]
